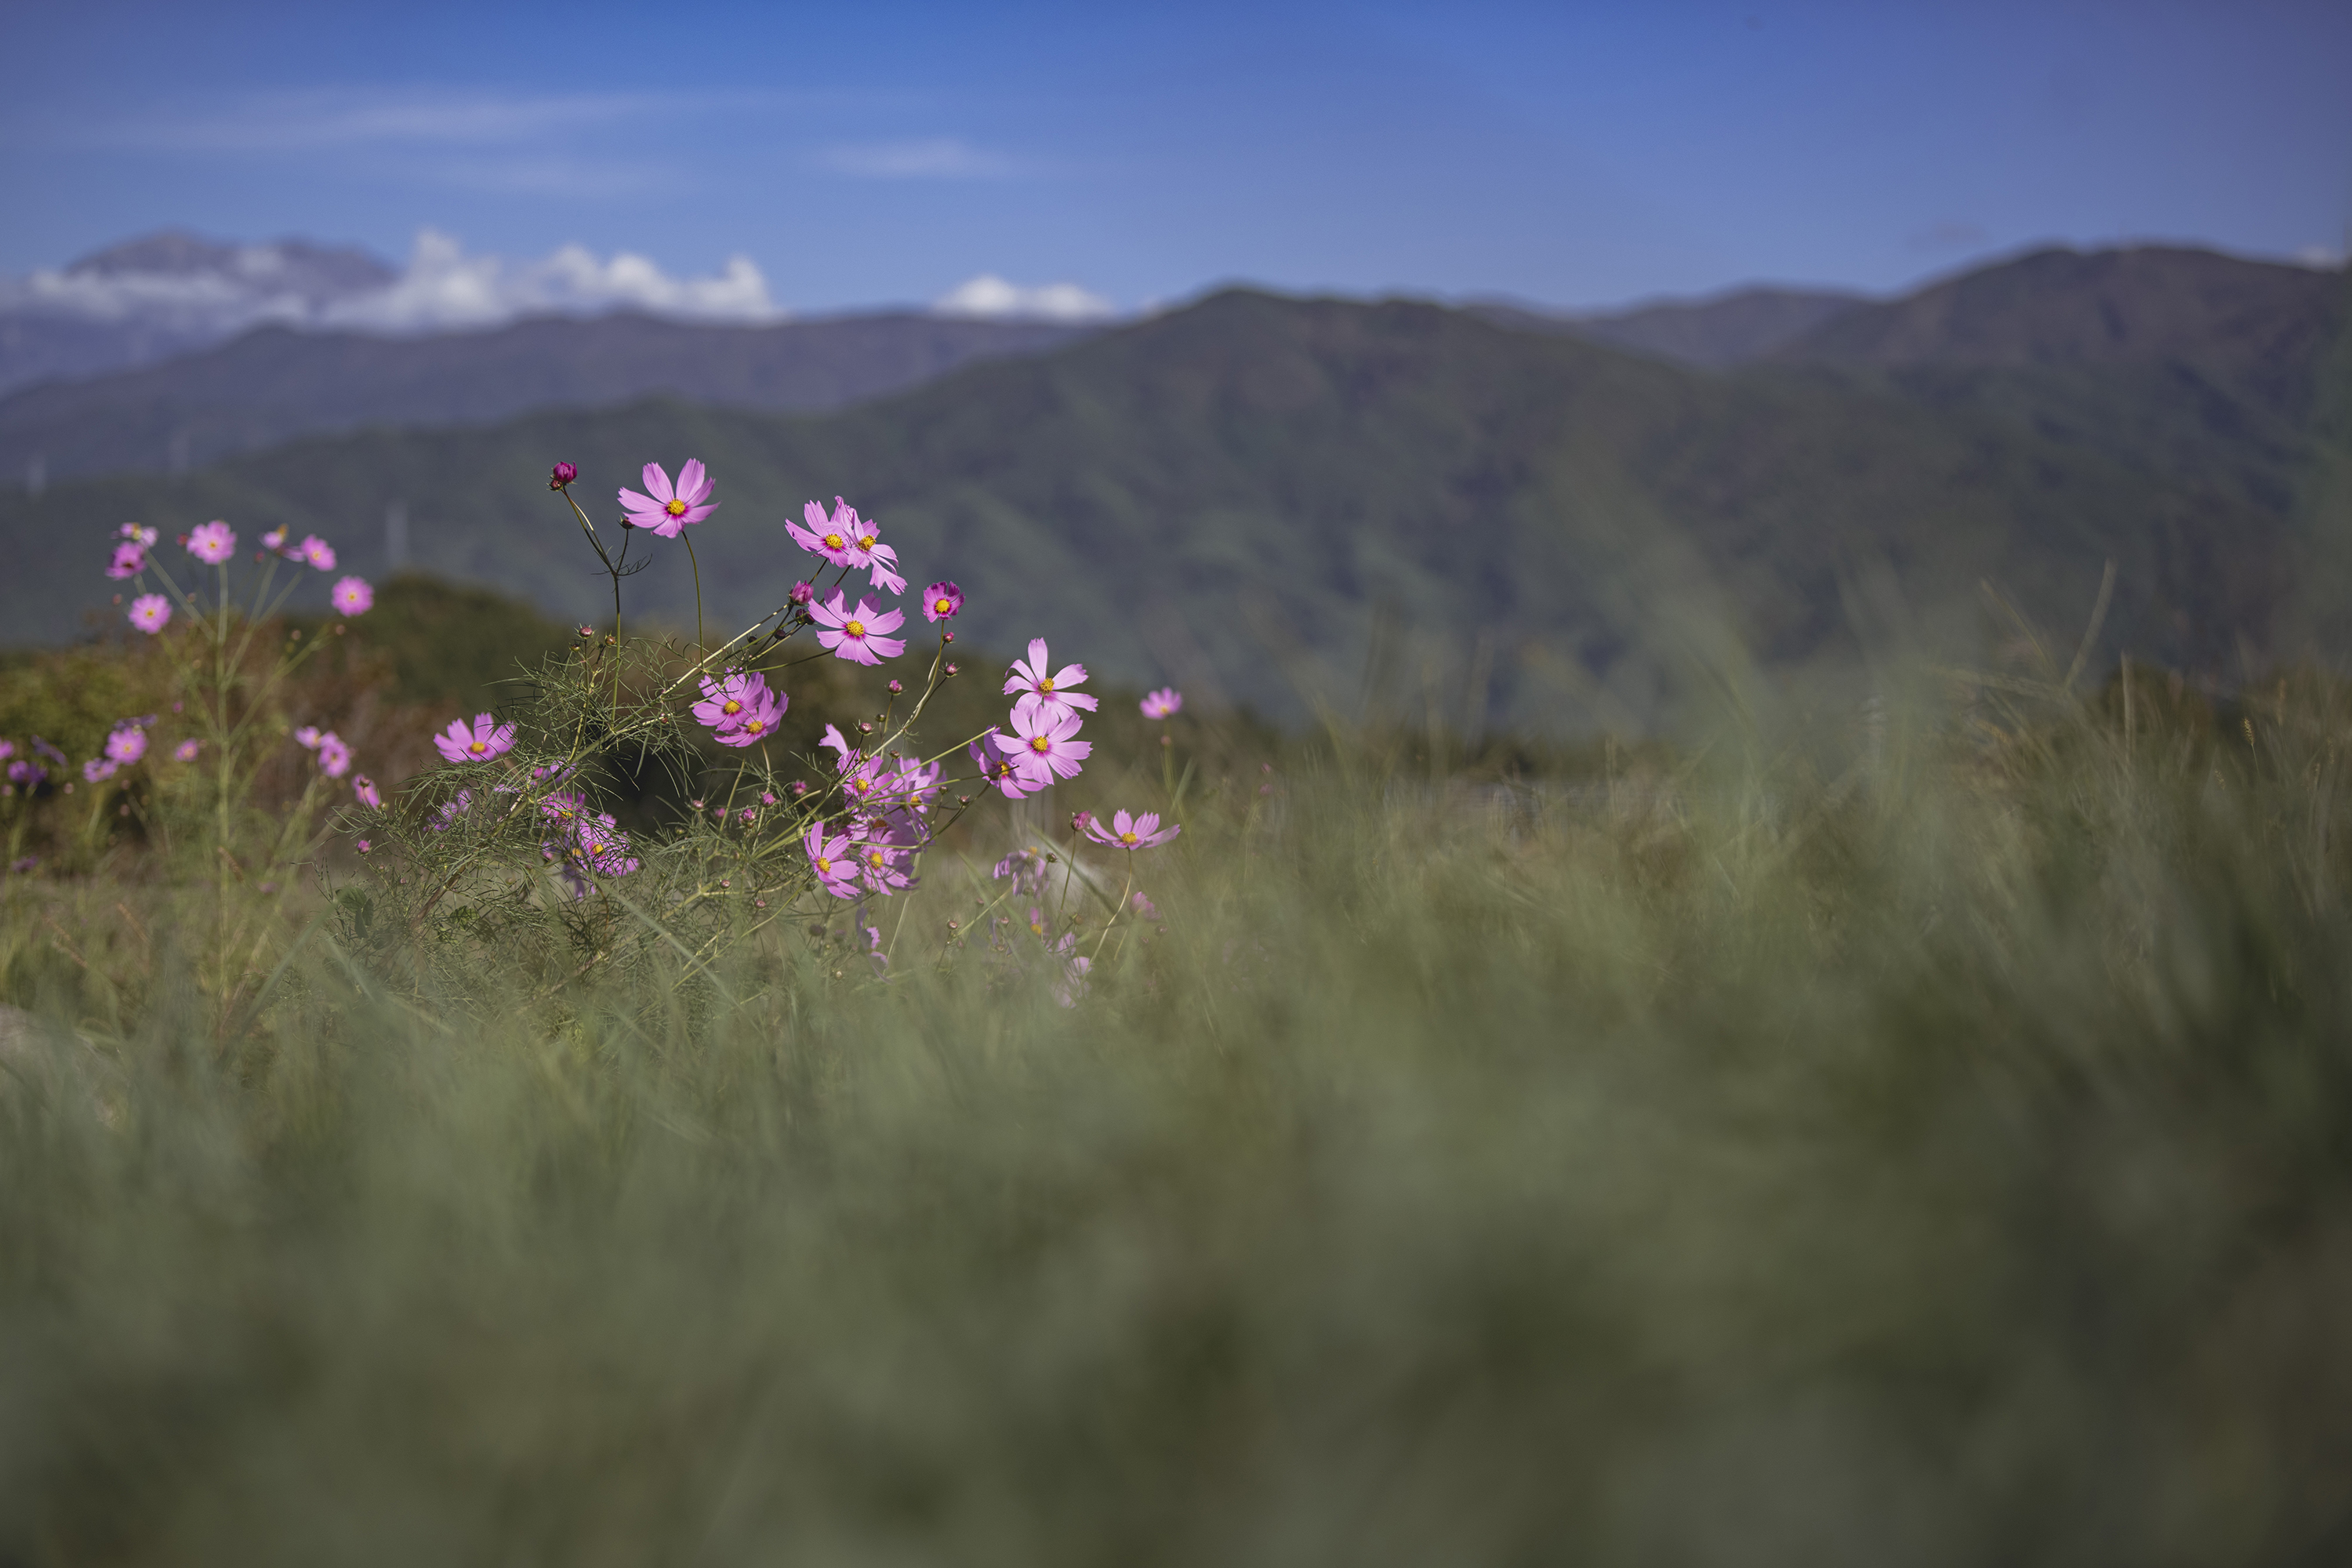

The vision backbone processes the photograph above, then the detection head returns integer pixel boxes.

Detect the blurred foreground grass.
[4,661,2352,1565]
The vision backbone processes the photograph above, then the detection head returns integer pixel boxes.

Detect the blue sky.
[4,0,2347,313]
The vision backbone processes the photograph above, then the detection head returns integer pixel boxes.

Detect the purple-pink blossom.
[1142,687,1183,720]
[103,726,148,765]
[431,790,472,831]
[968,737,1034,800]
[996,703,1092,786]
[854,836,914,895]
[83,758,118,783]
[550,462,578,489]
[354,775,382,809]
[173,739,201,761]
[295,727,322,750]
[713,685,786,746]
[804,822,861,899]
[788,497,879,580]
[993,846,1051,898]
[128,594,172,634]
[810,591,907,666]
[691,669,775,735]
[1004,639,1099,723]
[317,733,354,779]
[837,504,906,596]
[187,521,237,564]
[106,541,147,579]
[297,535,337,571]
[617,459,717,538]
[575,815,638,877]
[434,713,517,764]
[1083,808,1181,851]
[922,582,963,623]
[118,523,158,546]
[332,576,373,615]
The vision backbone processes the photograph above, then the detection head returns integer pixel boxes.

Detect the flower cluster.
[104,517,370,634]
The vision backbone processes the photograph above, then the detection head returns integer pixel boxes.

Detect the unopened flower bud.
[887,680,904,695]
[790,781,809,797]
[577,624,594,638]
[550,462,578,488]
[1071,811,1093,833]
[942,630,955,643]
[789,581,815,607]
[945,662,959,676]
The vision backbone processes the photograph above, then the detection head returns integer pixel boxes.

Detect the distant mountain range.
[0,312,1094,485]
[2,245,2343,735]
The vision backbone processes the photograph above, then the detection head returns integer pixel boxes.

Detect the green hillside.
[5,283,2347,731]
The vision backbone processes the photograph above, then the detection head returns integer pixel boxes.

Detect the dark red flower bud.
[550,462,578,489]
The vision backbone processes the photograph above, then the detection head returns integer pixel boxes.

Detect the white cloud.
[2296,242,2347,270]
[933,274,1116,322]
[325,230,782,331]
[818,138,1013,179]
[0,230,786,336]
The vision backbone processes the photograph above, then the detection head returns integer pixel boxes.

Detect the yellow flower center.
[845,620,866,638]
[851,779,869,794]
[1029,735,1050,753]
[935,598,953,615]
[866,851,884,867]
[722,699,742,715]
[744,718,765,735]
[1038,677,1055,692]
[469,740,488,754]
[1120,831,1139,845]
[815,855,832,873]
[858,534,876,549]
[824,532,844,550]
[666,498,688,517]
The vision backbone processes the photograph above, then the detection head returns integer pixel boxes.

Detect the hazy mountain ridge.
[1480,287,1867,367]
[5,258,2343,734]
[0,312,1097,485]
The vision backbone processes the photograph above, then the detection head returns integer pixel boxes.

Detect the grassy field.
[5,609,2352,1564]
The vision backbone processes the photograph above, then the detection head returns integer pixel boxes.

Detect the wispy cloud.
[64,88,666,154]
[933,274,1115,321]
[817,137,1014,180]
[1,229,786,333]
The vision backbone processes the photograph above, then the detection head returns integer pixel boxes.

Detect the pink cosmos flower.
[354,775,382,809]
[691,669,773,734]
[431,790,473,831]
[106,541,147,579]
[575,815,638,877]
[103,727,148,765]
[922,582,963,623]
[786,497,862,568]
[804,822,861,899]
[854,837,914,896]
[295,727,322,750]
[968,737,1034,800]
[810,591,907,666]
[297,535,337,570]
[434,713,517,764]
[84,759,118,782]
[261,527,289,554]
[332,576,373,616]
[1004,639,1098,723]
[618,460,717,538]
[1142,688,1183,720]
[1083,808,1181,851]
[316,733,354,779]
[993,846,1051,898]
[836,504,906,596]
[187,521,237,564]
[173,739,201,762]
[996,704,1091,787]
[128,594,172,634]
[118,523,158,546]
[713,685,786,747]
